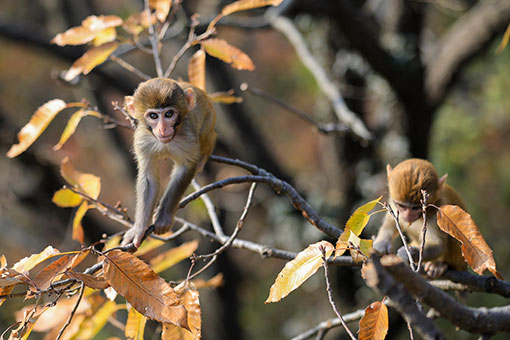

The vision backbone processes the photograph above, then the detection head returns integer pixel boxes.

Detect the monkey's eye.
[148,112,158,120]
[164,110,175,118]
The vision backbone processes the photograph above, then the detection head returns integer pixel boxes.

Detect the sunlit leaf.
[358,300,388,340]
[346,196,382,236]
[208,90,243,104]
[12,246,60,274]
[60,157,101,199]
[201,39,255,71]
[0,286,15,306]
[151,240,199,273]
[52,188,83,208]
[93,27,117,46]
[266,241,334,303]
[149,0,172,22]
[192,273,224,289]
[335,228,351,258]
[162,282,201,340]
[496,23,510,54]
[1,255,6,269]
[31,253,83,291]
[102,250,188,329]
[358,239,373,262]
[10,307,39,340]
[437,205,503,279]
[188,49,206,91]
[103,235,122,252]
[6,99,67,158]
[0,268,24,287]
[64,41,119,81]
[125,308,147,340]
[51,15,122,46]
[135,239,166,257]
[66,272,109,290]
[222,0,283,16]
[73,201,89,244]
[123,11,156,36]
[73,300,118,339]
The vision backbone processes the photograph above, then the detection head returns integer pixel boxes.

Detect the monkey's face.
[393,200,421,224]
[144,107,181,144]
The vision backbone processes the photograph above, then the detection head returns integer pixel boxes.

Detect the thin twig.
[320,246,357,340]
[192,179,224,237]
[112,101,138,129]
[110,55,151,80]
[144,0,163,77]
[56,283,84,340]
[290,310,366,340]
[417,189,430,272]
[383,202,417,271]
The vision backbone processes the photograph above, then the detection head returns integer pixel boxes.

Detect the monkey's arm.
[153,163,197,233]
[373,213,398,254]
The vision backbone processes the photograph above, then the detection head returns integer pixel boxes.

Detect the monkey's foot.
[424,261,448,279]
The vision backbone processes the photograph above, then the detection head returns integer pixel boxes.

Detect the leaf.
[72,300,118,339]
[73,201,89,244]
[54,108,103,151]
[192,273,224,289]
[66,272,110,290]
[52,188,83,207]
[0,268,24,287]
[188,49,206,91]
[102,250,188,329]
[31,253,84,291]
[437,205,503,279]
[64,41,119,81]
[123,11,156,36]
[51,15,123,46]
[149,0,172,22]
[335,228,351,258]
[6,99,67,158]
[92,27,117,46]
[208,90,243,104]
[496,23,510,54]
[162,282,201,340]
[358,300,388,340]
[335,228,372,263]
[125,308,147,340]
[150,240,199,273]
[60,157,101,199]
[12,246,60,274]
[0,286,15,306]
[222,0,283,16]
[265,241,334,303]
[201,39,255,71]
[346,196,382,236]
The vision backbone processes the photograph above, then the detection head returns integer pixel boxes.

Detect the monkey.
[373,158,467,278]
[122,78,216,248]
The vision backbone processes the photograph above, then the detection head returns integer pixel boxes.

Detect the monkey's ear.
[184,88,196,111]
[386,164,393,178]
[439,174,448,188]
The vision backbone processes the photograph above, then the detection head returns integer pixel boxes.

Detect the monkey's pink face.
[144,108,180,144]
[394,201,422,224]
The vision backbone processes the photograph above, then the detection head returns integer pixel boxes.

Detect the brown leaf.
[66,272,109,290]
[222,0,283,16]
[188,49,206,91]
[266,241,334,303]
[162,282,201,340]
[102,250,188,329]
[149,0,172,22]
[64,42,119,81]
[6,99,67,158]
[437,205,503,279]
[201,39,255,71]
[51,15,122,46]
[358,300,388,340]
[31,253,84,291]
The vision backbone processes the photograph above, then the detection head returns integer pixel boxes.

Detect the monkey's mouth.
[158,134,174,144]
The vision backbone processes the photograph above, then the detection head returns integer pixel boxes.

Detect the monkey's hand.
[373,239,392,255]
[424,261,448,279]
[397,246,419,264]
[121,225,148,248]
[153,211,174,234]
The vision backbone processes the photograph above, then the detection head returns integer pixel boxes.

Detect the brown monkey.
[122,78,216,248]
[373,158,467,278]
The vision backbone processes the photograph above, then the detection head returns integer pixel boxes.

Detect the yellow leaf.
[188,49,206,91]
[64,41,119,81]
[208,90,243,104]
[335,228,351,258]
[125,308,147,340]
[73,201,89,244]
[123,11,156,36]
[151,240,199,273]
[12,246,60,274]
[192,273,224,289]
[346,196,382,236]
[54,109,103,151]
[358,300,388,340]
[0,286,15,306]
[0,255,6,269]
[201,39,255,71]
[7,99,67,158]
[60,157,101,199]
[102,250,188,329]
[93,27,117,46]
[51,15,122,46]
[266,241,334,303]
[149,0,172,22]
[496,23,510,54]
[135,238,167,257]
[73,300,119,340]
[103,235,122,252]
[52,188,83,207]
[437,205,503,279]
[162,282,201,340]
[222,0,283,16]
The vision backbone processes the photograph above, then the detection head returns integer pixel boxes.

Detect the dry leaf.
[7,99,67,158]
[12,246,60,274]
[102,250,188,329]
[222,0,283,16]
[54,108,103,151]
[66,272,109,290]
[208,90,243,104]
[358,300,388,340]
[192,273,224,289]
[123,11,156,36]
[266,241,334,303]
[60,157,101,200]
[162,282,201,340]
[31,253,83,291]
[64,41,119,81]
[125,308,147,340]
[188,49,206,91]
[201,39,255,71]
[0,268,24,287]
[149,0,172,22]
[150,240,199,273]
[437,205,503,279]
[51,15,122,46]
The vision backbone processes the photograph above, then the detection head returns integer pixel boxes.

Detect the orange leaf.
[51,15,122,46]
[64,41,119,81]
[0,286,15,306]
[149,0,172,22]
[150,240,199,273]
[266,241,334,303]
[102,250,188,329]
[52,188,83,207]
[358,300,388,340]
[222,0,283,16]
[72,201,89,244]
[188,49,206,91]
[60,157,101,199]
[123,11,156,36]
[7,99,67,158]
[66,272,110,290]
[208,90,243,104]
[201,39,255,71]
[437,205,503,279]
[162,282,201,340]
[192,273,224,289]
[31,253,85,291]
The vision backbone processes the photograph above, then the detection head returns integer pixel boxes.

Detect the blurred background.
[0,0,509,339]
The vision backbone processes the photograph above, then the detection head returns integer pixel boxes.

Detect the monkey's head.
[133,78,196,144]
[387,158,445,223]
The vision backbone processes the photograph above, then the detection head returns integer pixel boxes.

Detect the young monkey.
[373,158,467,278]
[122,78,216,248]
